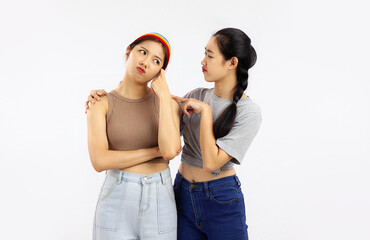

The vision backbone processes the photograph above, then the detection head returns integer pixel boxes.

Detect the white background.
[1,0,369,239]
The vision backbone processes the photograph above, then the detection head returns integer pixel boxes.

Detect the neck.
[116,73,150,99]
[213,73,237,100]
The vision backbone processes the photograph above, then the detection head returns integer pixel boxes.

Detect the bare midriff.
[120,158,169,175]
[179,162,236,183]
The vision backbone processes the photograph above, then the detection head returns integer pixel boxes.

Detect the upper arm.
[215,147,233,165]
[202,137,233,173]
[171,98,181,132]
[216,110,262,165]
[206,110,261,172]
[87,96,109,160]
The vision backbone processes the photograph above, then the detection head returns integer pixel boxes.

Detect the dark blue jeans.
[174,171,249,240]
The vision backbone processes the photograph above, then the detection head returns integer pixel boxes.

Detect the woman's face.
[125,40,165,83]
[201,36,231,82]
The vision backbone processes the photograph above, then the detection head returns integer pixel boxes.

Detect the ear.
[125,47,131,59]
[229,57,238,70]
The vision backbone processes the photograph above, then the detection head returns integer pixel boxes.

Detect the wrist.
[157,91,171,100]
[154,147,162,158]
[200,104,211,114]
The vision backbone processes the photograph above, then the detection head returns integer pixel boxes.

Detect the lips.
[202,67,207,72]
[137,67,146,73]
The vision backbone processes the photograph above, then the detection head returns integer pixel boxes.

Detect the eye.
[139,50,146,55]
[154,59,160,65]
[204,52,213,58]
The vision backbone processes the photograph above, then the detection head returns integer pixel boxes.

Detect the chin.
[128,72,151,84]
[204,77,216,83]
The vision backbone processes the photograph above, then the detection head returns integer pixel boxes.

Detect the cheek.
[206,66,226,81]
[126,55,137,68]
[148,67,161,78]
[150,63,161,73]
[207,65,220,76]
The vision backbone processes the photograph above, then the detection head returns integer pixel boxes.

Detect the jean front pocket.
[157,178,177,234]
[95,175,127,231]
[209,184,239,204]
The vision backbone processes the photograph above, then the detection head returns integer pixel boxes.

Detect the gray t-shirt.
[180,88,262,173]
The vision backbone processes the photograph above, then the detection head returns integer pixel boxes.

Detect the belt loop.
[117,171,123,185]
[235,175,241,186]
[160,172,166,185]
[203,182,210,198]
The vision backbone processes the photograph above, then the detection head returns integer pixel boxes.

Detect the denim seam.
[237,195,247,232]
[141,182,151,214]
[196,192,205,228]
[95,180,128,231]
[157,182,177,234]
[93,179,106,238]
[182,183,191,191]
[209,182,238,190]
[189,191,200,229]
[209,187,239,205]
[96,175,109,201]
[209,195,239,204]
[165,179,176,204]
[122,178,163,184]
[211,185,239,194]
[99,183,117,202]
[116,180,128,232]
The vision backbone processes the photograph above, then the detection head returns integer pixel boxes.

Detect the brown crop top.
[106,89,165,162]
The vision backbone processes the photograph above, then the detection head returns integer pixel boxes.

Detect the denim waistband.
[107,168,171,185]
[175,171,241,192]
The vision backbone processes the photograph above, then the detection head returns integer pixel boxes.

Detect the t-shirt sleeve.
[216,107,262,165]
[180,88,203,136]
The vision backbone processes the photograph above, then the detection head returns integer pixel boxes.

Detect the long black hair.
[212,28,257,139]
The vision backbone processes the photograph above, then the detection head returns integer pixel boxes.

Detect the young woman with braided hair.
[172,28,261,240]
[86,28,262,240]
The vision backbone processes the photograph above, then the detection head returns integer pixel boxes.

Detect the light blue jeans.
[93,168,177,240]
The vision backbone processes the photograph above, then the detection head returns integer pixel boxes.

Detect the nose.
[201,57,206,66]
[140,57,149,69]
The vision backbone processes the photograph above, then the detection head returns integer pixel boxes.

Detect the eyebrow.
[205,47,214,54]
[140,46,163,62]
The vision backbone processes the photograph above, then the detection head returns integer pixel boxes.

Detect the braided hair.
[212,28,257,139]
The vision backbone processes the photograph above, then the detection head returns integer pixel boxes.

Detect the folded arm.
[152,69,181,160]
[87,97,161,172]
[157,94,181,160]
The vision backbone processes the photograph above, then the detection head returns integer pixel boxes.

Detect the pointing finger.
[172,95,187,102]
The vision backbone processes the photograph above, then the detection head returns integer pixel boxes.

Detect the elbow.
[162,146,181,161]
[90,157,105,173]
[89,148,109,172]
[203,161,219,173]
[93,164,104,173]
[162,151,178,161]
[161,142,181,160]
